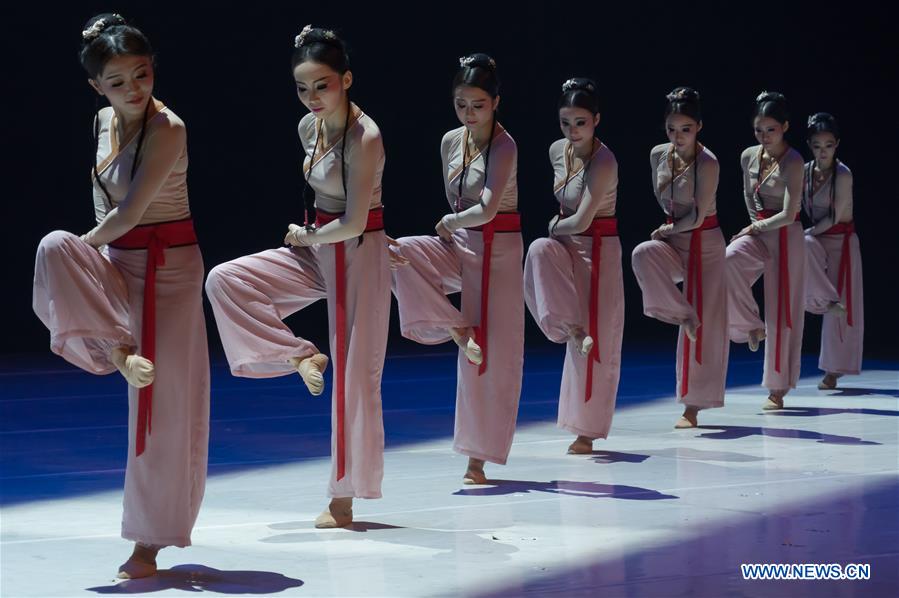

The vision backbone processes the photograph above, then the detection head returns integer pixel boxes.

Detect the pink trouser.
[632,229,729,408]
[804,232,864,375]
[205,232,390,499]
[392,230,524,464]
[523,235,624,438]
[33,230,209,547]
[726,222,806,391]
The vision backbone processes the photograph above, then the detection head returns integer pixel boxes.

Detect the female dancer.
[726,91,805,410]
[631,87,727,428]
[391,54,523,483]
[802,113,863,389]
[205,25,389,528]
[32,14,209,578]
[523,78,623,453]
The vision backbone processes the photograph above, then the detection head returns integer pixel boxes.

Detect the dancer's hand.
[435,217,453,243]
[386,236,410,269]
[649,224,671,241]
[730,223,756,243]
[547,215,560,238]
[79,232,101,250]
[285,223,315,247]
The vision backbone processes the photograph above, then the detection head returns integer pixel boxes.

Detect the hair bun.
[294,24,342,49]
[756,90,786,104]
[807,112,835,128]
[562,77,597,94]
[666,86,700,103]
[82,13,126,42]
[458,53,496,71]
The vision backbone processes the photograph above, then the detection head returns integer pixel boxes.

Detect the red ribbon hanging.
[110,218,198,457]
[314,208,384,481]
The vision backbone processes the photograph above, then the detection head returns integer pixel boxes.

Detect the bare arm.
[82,122,185,246]
[668,156,719,234]
[741,149,756,220]
[551,156,615,236]
[809,168,853,235]
[441,139,516,231]
[293,129,381,245]
[752,155,803,232]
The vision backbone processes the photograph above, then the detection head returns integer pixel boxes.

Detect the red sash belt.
[664,215,719,397]
[314,207,384,481]
[578,217,618,402]
[109,218,198,457]
[466,213,521,376]
[756,210,800,373]
[822,221,855,326]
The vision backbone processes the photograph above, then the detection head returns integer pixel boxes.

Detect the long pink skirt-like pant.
[631,228,728,408]
[726,222,806,391]
[804,232,864,375]
[33,230,210,547]
[392,230,524,464]
[523,235,624,438]
[205,231,390,499]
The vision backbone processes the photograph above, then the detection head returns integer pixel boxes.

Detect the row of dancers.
[30,17,864,579]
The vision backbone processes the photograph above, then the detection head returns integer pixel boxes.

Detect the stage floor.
[2,349,897,597]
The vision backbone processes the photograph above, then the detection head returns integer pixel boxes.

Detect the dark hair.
[293,26,352,226]
[453,53,500,205]
[558,77,599,115]
[664,86,701,123]
[754,91,789,124]
[81,13,155,209]
[803,112,841,222]
[806,112,840,141]
[662,88,703,219]
[557,79,599,198]
[291,25,350,74]
[453,53,499,98]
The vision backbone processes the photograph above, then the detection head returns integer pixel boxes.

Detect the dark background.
[3,1,896,361]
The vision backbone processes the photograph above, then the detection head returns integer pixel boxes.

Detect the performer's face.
[559,107,599,149]
[293,61,352,119]
[666,113,702,151]
[754,116,788,150]
[453,85,499,133]
[88,54,155,119]
[808,132,839,165]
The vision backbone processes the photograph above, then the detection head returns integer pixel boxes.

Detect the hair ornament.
[459,54,496,69]
[562,78,594,93]
[666,88,697,102]
[294,24,337,48]
[82,15,122,41]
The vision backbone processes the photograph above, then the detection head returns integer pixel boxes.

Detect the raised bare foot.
[748,328,766,352]
[568,326,594,357]
[291,353,329,396]
[682,320,700,342]
[450,327,483,365]
[110,346,154,388]
[827,301,847,316]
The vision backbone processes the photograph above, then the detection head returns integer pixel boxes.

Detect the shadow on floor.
[766,406,899,418]
[260,521,520,561]
[85,564,303,594]
[454,479,678,500]
[695,425,881,445]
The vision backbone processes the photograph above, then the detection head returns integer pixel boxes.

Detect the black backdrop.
[3,1,896,360]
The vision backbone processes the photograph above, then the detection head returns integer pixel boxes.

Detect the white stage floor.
[2,369,897,597]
